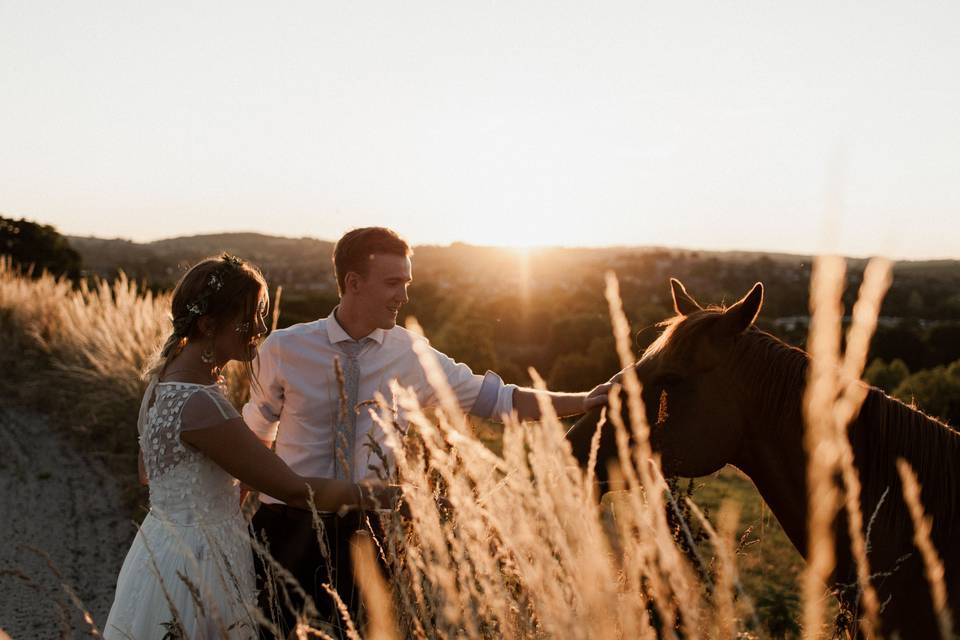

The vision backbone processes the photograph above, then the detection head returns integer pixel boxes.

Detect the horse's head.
[632,278,764,477]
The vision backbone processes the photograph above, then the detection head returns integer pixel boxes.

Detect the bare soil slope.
[0,408,132,638]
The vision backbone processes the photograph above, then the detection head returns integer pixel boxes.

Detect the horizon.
[53,224,959,263]
[2,2,958,260]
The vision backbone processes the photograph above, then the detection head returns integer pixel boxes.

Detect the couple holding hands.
[103,227,612,639]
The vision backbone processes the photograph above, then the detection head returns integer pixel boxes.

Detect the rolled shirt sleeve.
[470,371,517,420]
[242,334,285,441]
[421,344,516,419]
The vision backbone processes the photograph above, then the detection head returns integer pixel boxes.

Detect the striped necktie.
[334,339,368,481]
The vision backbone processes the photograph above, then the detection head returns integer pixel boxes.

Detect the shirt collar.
[325,307,386,345]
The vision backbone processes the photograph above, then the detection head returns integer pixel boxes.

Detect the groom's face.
[354,253,412,330]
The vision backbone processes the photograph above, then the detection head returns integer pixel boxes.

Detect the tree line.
[5,215,959,428]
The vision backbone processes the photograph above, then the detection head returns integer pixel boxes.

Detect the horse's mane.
[853,388,960,544]
[662,310,960,545]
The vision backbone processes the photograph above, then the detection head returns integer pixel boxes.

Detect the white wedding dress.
[103,380,258,639]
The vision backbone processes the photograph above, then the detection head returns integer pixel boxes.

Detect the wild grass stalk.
[0,259,167,513]
[21,545,103,638]
[8,255,951,639]
[351,534,400,640]
[685,499,743,640]
[896,459,954,639]
[802,256,894,639]
[0,261,734,638]
[830,258,892,638]
[801,255,849,638]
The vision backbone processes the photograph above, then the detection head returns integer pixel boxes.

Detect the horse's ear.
[720,282,763,334]
[671,278,702,316]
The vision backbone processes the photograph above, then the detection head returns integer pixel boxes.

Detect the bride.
[104,254,397,639]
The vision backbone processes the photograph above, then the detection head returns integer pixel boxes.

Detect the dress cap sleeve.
[179,386,241,432]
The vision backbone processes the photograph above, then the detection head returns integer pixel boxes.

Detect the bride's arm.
[180,417,398,511]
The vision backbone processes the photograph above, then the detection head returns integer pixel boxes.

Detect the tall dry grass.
[0,258,169,394]
[800,255,955,639]
[1,255,953,639]
[337,275,737,639]
[896,460,953,638]
[0,259,169,499]
[801,257,895,639]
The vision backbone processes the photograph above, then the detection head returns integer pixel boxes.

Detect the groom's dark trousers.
[251,502,379,639]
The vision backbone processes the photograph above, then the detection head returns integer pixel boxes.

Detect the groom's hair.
[333,227,412,295]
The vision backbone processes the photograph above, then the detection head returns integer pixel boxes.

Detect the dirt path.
[0,407,133,639]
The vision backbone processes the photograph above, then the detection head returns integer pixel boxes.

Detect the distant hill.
[65,233,960,321]
[50,230,960,391]
[146,233,334,263]
[68,233,335,289]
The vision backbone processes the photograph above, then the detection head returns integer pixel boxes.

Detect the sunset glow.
[1,2,958,258]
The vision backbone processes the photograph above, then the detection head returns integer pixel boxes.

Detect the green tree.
[906,289,925,315]
[870,325,931,371]
[544,313,611,366]
[0,216,82,279]
[864,358,910,393]
[547,336,620,391]
[928,324,960,366]
[432,317,502,378]
[893,361,960,427]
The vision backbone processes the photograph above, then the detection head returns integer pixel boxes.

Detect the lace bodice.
[138,382,243,526]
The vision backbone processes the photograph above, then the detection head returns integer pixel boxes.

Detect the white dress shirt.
[242,309,516,498]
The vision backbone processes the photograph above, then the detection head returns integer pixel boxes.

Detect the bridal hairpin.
[221,254,244,268]
[171,255,246,337]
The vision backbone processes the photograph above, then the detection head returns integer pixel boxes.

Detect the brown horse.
[567,279,960,637]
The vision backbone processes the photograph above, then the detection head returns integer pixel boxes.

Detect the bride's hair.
[143,253,268,386]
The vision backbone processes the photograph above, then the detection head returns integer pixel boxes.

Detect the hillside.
[62,233,960,411]
[68,233,336,290]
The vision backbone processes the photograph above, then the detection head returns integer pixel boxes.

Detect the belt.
[259,502,344,517]
[259,501,389,519]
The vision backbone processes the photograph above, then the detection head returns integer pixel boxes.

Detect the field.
[0,255,954,639]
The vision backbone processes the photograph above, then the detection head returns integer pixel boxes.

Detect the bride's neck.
[161,343,222,384]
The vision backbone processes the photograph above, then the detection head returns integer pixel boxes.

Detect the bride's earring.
[201,335,216,364]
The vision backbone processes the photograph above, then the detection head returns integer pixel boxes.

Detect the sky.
[1,1,958,259]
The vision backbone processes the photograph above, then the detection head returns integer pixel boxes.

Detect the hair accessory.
[221,254,244,268]
[171,257,245,337]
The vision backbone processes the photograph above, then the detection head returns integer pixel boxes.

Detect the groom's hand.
[584,363,640,410]
[584,382,615,411]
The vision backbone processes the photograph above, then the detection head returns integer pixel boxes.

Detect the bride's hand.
[358,482,406,513]
[357,484,454,520]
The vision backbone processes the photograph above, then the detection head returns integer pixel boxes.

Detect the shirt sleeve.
[419,344,516,419]
[242,334,285,441]
[470,370,517,420]
[180,387,241,432]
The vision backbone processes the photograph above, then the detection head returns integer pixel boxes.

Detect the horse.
[566,278,960,637]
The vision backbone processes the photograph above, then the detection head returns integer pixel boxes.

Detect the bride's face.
[215,292,269,363]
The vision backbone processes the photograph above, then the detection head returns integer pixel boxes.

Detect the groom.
[243,227,609,634]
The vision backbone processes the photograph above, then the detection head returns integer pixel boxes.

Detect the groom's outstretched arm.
[512,382,612,421]
[413,338,611,423]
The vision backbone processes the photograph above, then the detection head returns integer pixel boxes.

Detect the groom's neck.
[334,302,376,341]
